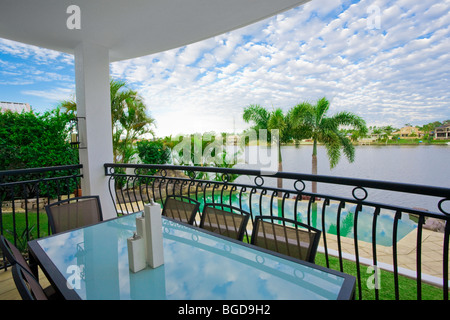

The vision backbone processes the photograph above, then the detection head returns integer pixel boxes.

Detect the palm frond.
[315,97,330,126]
[243,104,270,128]
[288,96,366,170]
[332,111,367,135]
[324,138,341,169]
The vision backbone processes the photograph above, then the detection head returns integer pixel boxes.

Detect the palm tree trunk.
[277,143,283,190]
[277,143,284,211]
[312,139,317,194]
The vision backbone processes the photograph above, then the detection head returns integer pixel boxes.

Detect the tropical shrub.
[0,109,79,199]
[137,139,171,165]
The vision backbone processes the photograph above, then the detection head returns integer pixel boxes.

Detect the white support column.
[75,42,116,220]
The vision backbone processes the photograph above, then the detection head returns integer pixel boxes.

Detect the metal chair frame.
[162,195,201,225]
[251,215,321,263]
[200,203,250,241]
[12,264,48,300]
[45,195,103,234]
[1,235,61,299]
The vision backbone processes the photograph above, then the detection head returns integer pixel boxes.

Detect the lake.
[232,144,450,213]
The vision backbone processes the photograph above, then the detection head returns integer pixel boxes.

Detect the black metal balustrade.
[0,163,448,300]
[105,163,449,300]
[0,165,82,263]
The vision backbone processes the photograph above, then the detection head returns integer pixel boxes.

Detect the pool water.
[193,192,417,247]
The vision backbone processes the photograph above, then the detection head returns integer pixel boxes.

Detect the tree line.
[342,120,450,143]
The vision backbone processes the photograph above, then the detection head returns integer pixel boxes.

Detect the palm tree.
[58,79,155,163]
[381,125,396,145]
[113,96,155,163]
[243,104,291,189]
[58,99,77,116]
[288,97,367,193]
[372,126,383,141]
[242,104,271,136]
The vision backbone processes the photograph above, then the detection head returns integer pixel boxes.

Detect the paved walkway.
[318,227,448,287]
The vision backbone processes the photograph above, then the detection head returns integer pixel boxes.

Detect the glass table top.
[37,213,347,300]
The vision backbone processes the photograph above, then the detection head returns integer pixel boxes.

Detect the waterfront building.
[434,123,450,140]
[393,126,424,139]
[0,101,31,113]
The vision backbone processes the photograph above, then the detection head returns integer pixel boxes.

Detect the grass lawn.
[0,211,50,252]
[386,138,450,145]
[314,252,447,300]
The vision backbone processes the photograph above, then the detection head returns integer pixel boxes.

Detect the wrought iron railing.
[105,163,449,300]
[0,163,448,300]
[0,164,82,267]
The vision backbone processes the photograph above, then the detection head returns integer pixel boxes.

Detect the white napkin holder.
[127,232,146,273]
[144,199,164,269]
[136,213,146,241]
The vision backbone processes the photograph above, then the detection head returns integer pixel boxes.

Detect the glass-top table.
[28,213,355,300]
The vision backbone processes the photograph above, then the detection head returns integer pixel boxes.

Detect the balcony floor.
[0,267,51,300]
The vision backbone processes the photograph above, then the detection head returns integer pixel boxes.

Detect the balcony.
[0,1,449,301]
[1,163,448,300]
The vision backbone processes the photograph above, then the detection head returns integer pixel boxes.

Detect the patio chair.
[162,195,201,226]
[0,235,61,299]
[251,216,321,263]
[200,203,250,241]
[12,264,52,300]
[45,195,103,234]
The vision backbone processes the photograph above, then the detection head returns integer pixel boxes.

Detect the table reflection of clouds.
[37,214,345,300]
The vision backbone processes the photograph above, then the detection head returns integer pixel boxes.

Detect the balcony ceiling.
[0,0,309,62]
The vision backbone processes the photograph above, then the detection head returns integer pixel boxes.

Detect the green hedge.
[0,109,79,199]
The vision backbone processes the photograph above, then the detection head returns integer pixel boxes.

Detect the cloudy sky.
[0,0,449,137]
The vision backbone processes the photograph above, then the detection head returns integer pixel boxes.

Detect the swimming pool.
[193,192,417,247]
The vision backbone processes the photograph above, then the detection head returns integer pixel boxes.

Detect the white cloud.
[0,38,74,111]
[0,38,73,64]
[22,86,75,102]
[2,0,448,136]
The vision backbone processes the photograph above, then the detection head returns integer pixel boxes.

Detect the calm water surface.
[233,144,450,213]
[223,144,449,245]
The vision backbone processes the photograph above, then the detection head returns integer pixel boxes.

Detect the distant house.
[368,129,382,141]
[353,128,379,145]
[0,101,31,113]
[434,123,450,140]
[393,126,424,139]
[357,131,378,145]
